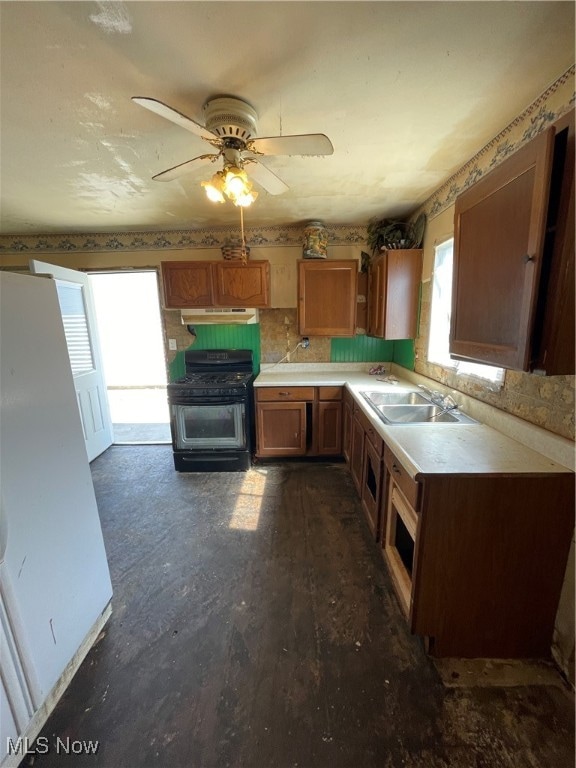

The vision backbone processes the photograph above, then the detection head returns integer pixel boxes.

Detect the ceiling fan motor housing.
[203,97,258,143]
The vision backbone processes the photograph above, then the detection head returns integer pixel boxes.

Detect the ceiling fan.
[131,95,334,201]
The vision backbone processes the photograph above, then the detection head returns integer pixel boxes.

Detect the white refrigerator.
[0,271,113,766]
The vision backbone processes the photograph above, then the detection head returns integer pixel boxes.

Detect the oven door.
[171,400,247,451]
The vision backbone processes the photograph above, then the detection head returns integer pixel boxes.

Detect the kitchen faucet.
[418,385,458,410]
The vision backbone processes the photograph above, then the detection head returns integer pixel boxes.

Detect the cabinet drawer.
[384,447,419,509]
[256,387,315,402]
[318,386,342,401]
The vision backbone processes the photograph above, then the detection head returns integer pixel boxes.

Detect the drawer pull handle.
[392,463,401,474]
[278,391,290,396]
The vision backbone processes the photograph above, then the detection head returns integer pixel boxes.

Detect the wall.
[412,67,575,443]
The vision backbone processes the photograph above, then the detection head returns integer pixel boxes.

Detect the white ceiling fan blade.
[132,97,216,142]
[152,154,219,182]
[251,134,334,156]
[247,160,289,195]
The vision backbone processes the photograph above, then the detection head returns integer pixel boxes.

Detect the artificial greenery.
[366,212,426,254]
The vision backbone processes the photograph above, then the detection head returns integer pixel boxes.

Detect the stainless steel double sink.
[360,390,479,425]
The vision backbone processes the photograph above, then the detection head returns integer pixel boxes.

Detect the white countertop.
[255,369,382,387]
[255,363,574,477]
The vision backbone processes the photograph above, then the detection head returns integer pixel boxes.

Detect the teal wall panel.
[393,339,415,370]
[331,336,394,362]
[331,335,416,369]
[169,324,261,381]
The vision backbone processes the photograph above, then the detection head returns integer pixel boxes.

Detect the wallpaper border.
[0,224,367,256]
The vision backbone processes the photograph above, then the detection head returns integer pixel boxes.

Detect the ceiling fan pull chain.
[240,206,247,265]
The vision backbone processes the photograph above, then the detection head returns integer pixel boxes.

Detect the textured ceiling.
[0,1,574,235]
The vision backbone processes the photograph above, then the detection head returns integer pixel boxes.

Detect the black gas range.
[167,349,255,472]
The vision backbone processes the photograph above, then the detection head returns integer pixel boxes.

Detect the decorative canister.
[302,220,328,259]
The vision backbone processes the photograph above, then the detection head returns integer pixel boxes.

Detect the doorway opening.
[89,270,171,444]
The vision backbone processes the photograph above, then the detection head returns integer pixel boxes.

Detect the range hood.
[180,308,259,325]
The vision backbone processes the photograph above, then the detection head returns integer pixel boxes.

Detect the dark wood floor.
[30,446,574,768]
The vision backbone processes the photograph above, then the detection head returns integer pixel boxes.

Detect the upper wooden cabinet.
[451,111,574,373]
[532,112,575,375]
[297,260,358,336]
[367,249,422,339]
[161,260,270,309]
[162,261,213,307]
[212,262,270,307]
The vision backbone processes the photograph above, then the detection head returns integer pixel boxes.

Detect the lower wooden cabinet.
[318,401,342,455]
[349,408,365,493]
[381,447,421,617]
[361,436,384,538]
[255,385,342,458]
[378,444,575,659]
[350,400,385,536]
[256,402,307,457]
[344,397,575,660]
[342,388,353,463]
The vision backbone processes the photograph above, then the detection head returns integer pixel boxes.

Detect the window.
[428,239,505,388]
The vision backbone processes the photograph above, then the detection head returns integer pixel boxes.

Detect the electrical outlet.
[168,338,177,351]
[301,337,310,348]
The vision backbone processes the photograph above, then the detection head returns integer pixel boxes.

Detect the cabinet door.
[383,250,422,339]
[317,401,342,455]
[342,394,353,464]
[368,250,422,339]
[212,261,270,307]
[451,128,555,369]
[161,261,213,308]
[532,112,575,375]
[361,438,382,538]
[256,402,307,457]
[350,412,365,494]
[367,256,386,337]
[298,260,358,336]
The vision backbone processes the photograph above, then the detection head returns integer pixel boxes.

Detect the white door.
[29,260,113,461]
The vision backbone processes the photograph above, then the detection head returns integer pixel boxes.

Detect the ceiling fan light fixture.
[224,166,248,195]
[235,188,258,208]
[202,164,257,207]
[201,171,226,203]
